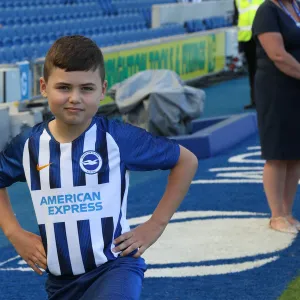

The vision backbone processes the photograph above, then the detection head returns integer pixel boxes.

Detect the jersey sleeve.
[0,129,30,188]
[252,2,280,37]
[108,120,180,171]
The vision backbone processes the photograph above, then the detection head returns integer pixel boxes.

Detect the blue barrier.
[190,115,228,133]
[172,113,258,159]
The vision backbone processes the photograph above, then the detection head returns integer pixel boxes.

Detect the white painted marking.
[228,151,265,164]
[247,146,261,150]
[0,267,33,272]
[129,211,267,226]
[0,255,20,267]
[130,211,294,278]
[216,171,262,179]
[192,179,262,184]
[209,167,263,172]
[145,256,278,278]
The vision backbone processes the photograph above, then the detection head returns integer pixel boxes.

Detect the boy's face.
[40,68,107,126]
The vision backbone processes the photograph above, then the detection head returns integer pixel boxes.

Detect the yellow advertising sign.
[104,32,226,89]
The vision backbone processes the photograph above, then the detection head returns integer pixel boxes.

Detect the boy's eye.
[57,86,70,91]
[82,86,94,91]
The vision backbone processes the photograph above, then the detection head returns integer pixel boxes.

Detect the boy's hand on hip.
[8,228,47,275]
[112,219,165,258]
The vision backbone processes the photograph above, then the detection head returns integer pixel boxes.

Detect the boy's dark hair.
[43,35,105,83]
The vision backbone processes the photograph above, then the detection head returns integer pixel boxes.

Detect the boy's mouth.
[64,107,84,112]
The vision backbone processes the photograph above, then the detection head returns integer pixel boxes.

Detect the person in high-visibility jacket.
[233,0,263,109]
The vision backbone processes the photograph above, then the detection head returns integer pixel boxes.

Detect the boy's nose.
[69,90,81,103]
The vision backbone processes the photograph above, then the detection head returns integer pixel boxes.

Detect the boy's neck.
[48,118,93,143]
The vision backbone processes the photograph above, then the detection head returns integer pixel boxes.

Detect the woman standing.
[252,0,300,233]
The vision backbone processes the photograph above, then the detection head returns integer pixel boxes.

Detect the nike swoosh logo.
[36,163,52,171]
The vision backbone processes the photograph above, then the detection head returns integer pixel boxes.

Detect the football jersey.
[0,116,180,277]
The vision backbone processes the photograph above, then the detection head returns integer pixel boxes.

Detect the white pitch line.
[247,146,261,150]
[209,167,263,172]
[192,179,262,184]
[0,255,20,267]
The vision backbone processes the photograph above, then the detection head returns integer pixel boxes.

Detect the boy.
[0,36,198,299]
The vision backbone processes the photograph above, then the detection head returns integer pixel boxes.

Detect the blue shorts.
[45,257,147,300]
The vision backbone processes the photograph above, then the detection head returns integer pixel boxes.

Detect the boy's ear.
[101,80,108,99]
[40,77,47,98]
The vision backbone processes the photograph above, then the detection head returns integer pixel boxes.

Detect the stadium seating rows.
[0,24,187,63]
[0,0,231,64]
[0,0,96,9]
[185,17,232,32]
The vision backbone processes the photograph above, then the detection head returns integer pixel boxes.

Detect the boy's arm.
[112,145,198,257]
[0,129,47,275]
[149,145,198,226]
[0,188,22,237]
[0,188,47,275]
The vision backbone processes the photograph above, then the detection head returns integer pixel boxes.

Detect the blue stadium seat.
[47,32,57,42]
[104,33,117,46]
[99,26,107,34]
[13,46,25,61]
[6,18,16,26]
[40,33,50,43]
[185,21,194,33]
[24,25,36,35]
[13,36,22,46]
[0,28,14,39]
[3,37,13,47]
[94,35,107,47]
[0,49,5,64]
[40,43,51,56]
[0,0,196,62]
[101,16,112,26]
[61,13,70,20]
[203,18,214,30]
[195,20,205,31]
[18,17,29,25]
[31,35,40,44]
[14,1,23,8]
[30,15,40,24]
[76,28,87,35]
[133,29,146,41]
[25,44,39,60]
[5,2,15,9]
[35,46,45,59]
[20,45,30,60]
[13,17,24,27]
[214,16,227,28]
[3,47,15,63]
[50,22,63,33]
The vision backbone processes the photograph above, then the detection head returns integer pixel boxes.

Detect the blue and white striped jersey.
[0,116,180,277]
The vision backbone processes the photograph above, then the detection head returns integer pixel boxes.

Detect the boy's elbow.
[190,152,198,170]
[177,145,198,171]
[184,149,198,171]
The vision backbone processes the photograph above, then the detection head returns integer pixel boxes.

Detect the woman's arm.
[258,32,300,79]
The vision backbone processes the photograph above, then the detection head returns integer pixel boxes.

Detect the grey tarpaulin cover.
[107,70,205,136]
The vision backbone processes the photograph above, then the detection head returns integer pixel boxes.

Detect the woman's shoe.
[269,216,298,234]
